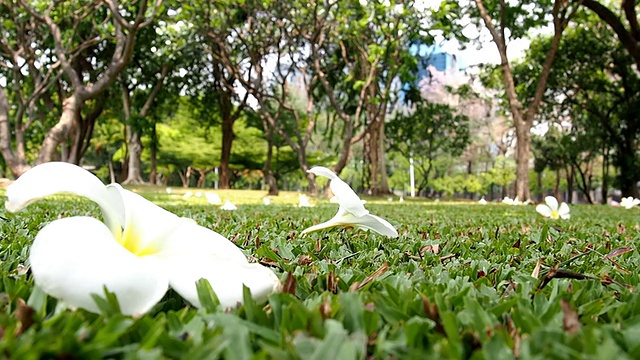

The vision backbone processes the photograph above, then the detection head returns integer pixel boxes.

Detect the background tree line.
[0,0,638,202]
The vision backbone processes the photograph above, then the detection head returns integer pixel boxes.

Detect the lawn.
[1,187,639,359]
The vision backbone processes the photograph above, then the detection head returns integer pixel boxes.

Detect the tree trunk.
[602,145,609,204]
[263,130,279,195]
[123,126,145,184]
[378,121,390,194]
[305,171,317,196]
[366,121,380,195]
[566,166,574,204]
[0,87,31,177]
[150,123,157,185]
[219,112,233,189]
[36,94,82,164]
[514,121,531,201]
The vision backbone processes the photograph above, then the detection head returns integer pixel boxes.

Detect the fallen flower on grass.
[502,196,514,205]
[205,192,222,205]
[478,197,487,205]
[302,166,398,238]
[5,162,279,316]
[536,196,570,219]
[220,199,237,211]
[620,196,640,209]
[298,194,313,207]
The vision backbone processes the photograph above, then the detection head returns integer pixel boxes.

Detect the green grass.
[1,188,640,359]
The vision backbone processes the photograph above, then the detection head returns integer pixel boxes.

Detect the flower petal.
[307,166,368,217]
[536,204,552,218]
[167,255,280,308]
[29,216,168,316]
[301,207,398,238]
[154,218,248,263]
[544,196,559,212]
[107,184,184,256]
[6,162,124,238]
[558,202,571,219]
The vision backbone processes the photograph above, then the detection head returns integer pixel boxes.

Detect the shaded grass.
[1,188,640,358]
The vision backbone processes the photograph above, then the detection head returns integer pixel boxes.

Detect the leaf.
[282,272,297,296]
[531,259,543,279]
[604,247,633,260]
[195,278,220,312]
[14,298,35,336]
[560,299,580,335]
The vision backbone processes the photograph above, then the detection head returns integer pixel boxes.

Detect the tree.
[17,0,161,167]
[461,0,581,201]
[578,0,640,71]
[520,15,640,197]
[0,1,61,177]
[386,102,470,194]
[306,0,429,195]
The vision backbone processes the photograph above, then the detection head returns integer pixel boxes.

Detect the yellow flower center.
[118,226,159,257]
[550,210,559,219]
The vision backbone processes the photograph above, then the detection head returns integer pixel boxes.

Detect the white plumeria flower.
[478,197,487,205]
[502,196,514,205]
[298,194,313,207]
[220,199,237,211]
[536,196,570,219]
[205,192,222,205]
[262,197,271,205]
[620,196,640,209]
[5,162,280,316]
[302,166,398,238]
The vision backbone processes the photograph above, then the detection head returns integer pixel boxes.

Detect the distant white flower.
[262,197,271,205]
[5,162,279,316]
[220,199,237,211]
[399,196,405,203]
[183,191,193,199]
[620,196,640,209]
[536,196,570,219]
[302,166,398,238]
[298,194,313,207]
[195,192,202,197]
[512,198,522,206]
[165,187,173,195]
[502,196,513,205]
[205,192,222,205]
[478,197,487,205]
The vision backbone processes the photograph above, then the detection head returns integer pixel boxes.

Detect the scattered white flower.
[478,197,487,205]
[399,196,405,203]
[298,194,313,207]
[502,196,514,205]
[183,191,193,199]
[620,196,640,209]
[205,192,222,205]
[195,192,202,197]
[165,187,173,195]
[262,197,271,205]
[5,163,279,316]
[220,199,237,211]
[302,166,398,238]
[536,196,570,219]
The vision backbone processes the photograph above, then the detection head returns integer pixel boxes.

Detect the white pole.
[409,154,415,197]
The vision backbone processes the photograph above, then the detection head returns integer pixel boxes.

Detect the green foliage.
[3,189,640,357]
[387,102,471,192]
